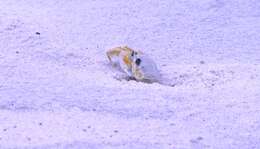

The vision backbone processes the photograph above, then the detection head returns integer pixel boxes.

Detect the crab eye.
[135,58,141,66]
[131,51,135,57]
[131,51,138,57]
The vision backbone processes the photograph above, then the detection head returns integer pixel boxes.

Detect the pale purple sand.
[0,0,260,148]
